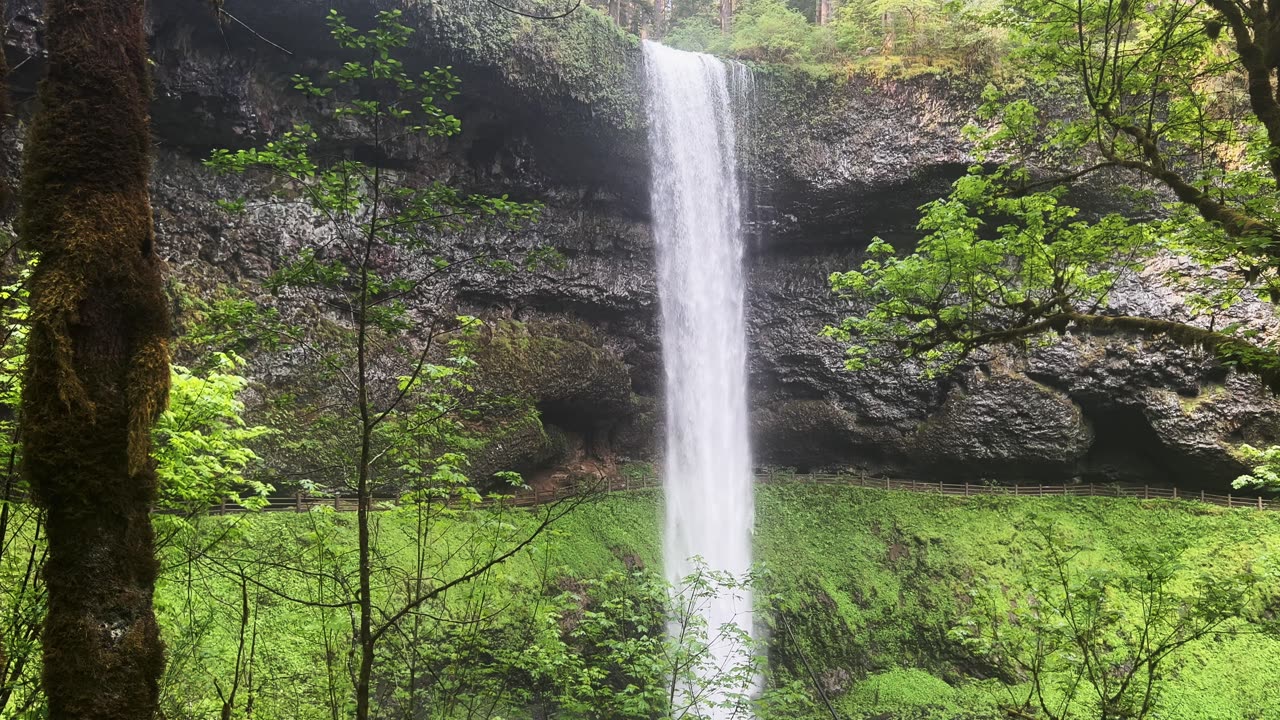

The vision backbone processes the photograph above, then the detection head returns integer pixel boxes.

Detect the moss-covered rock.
[465,318,636,482]
[612,394,659,460]
[466,409,571,484]
[472,318,633,422]
[756,485,1280,718]
[425,0,644,135]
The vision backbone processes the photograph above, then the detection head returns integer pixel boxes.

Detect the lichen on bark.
[19,0,170,718]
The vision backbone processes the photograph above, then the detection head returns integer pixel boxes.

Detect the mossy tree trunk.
[0,0,13,217]
[19,0,170,718]
[0,4,10,267]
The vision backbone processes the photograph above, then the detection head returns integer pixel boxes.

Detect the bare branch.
[217,8,294,55]
[486,0,583,20]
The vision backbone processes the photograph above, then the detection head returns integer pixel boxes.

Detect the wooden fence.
[205,472,1280,515]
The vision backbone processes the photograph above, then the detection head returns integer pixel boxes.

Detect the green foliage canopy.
[826,176,1153,375]
[662,0,1004,70]
[829,0,1280,391]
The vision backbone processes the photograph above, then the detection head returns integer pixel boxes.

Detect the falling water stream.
[643,41,758,715]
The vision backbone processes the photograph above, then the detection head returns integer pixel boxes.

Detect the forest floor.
[141,486,1280,719]
[553,486,1280,718]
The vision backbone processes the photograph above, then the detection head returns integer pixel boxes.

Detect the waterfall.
[643,40,758,716]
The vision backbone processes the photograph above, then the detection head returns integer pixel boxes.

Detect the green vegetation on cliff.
[429,0,644,131]
[589,0,1006,77]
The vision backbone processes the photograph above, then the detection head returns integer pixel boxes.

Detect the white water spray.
[644,40,758,715]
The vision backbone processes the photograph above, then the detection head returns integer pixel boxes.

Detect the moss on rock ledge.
[467,318,635,482]
[425,0,644,134]
[473,318,632,419]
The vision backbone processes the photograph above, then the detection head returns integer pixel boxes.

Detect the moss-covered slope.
[150,487,1280,719]
[752,486,1280,718]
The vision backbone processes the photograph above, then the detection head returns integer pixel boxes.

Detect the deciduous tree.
[829,0,1280,391]
[206,11,575,719]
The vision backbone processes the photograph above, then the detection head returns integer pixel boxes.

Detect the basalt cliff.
[7,0,1276,489]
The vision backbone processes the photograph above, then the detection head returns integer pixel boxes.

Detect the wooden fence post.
[1259,496,1264,511]
[1227,493,1233,508]
[296,491,303,512]
[964,482,969,496]
[220,499,226,515]
[1173,487,1178,500]
[1144,485,1149,500]
[1038,485,1043,496]
[1201,489,1205,503]
[334,495,339,510]
[885,477,890,491]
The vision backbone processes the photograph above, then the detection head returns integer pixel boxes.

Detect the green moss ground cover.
[754,486,1280,719]
[134,487,1280,718]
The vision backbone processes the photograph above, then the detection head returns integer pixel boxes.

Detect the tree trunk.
[817,0,832,24]
[353,125,381,720]
[353,308,374,719]
[19,0,170,718]
[653,0,664,35]
[720,0,732,33]
[0,0,7,123]
[354,424,374,720]
[0,0,13,218]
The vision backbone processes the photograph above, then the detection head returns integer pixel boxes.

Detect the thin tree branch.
[486,0,583,19]
[217,8,294,55]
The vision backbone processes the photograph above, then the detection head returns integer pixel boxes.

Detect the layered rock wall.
[6,0,1275,487]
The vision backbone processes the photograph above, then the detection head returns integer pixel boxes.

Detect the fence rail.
[198,472,1280,516]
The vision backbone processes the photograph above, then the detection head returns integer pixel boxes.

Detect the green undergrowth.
[754,486,1280,719]
[556,487,1280,718]
[744,54,986,83]
[133,487,1280,718]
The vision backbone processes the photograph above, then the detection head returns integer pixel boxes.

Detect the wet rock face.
[747,71,979,253]
[908,371,1095,480]
[8,0,1275,488]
